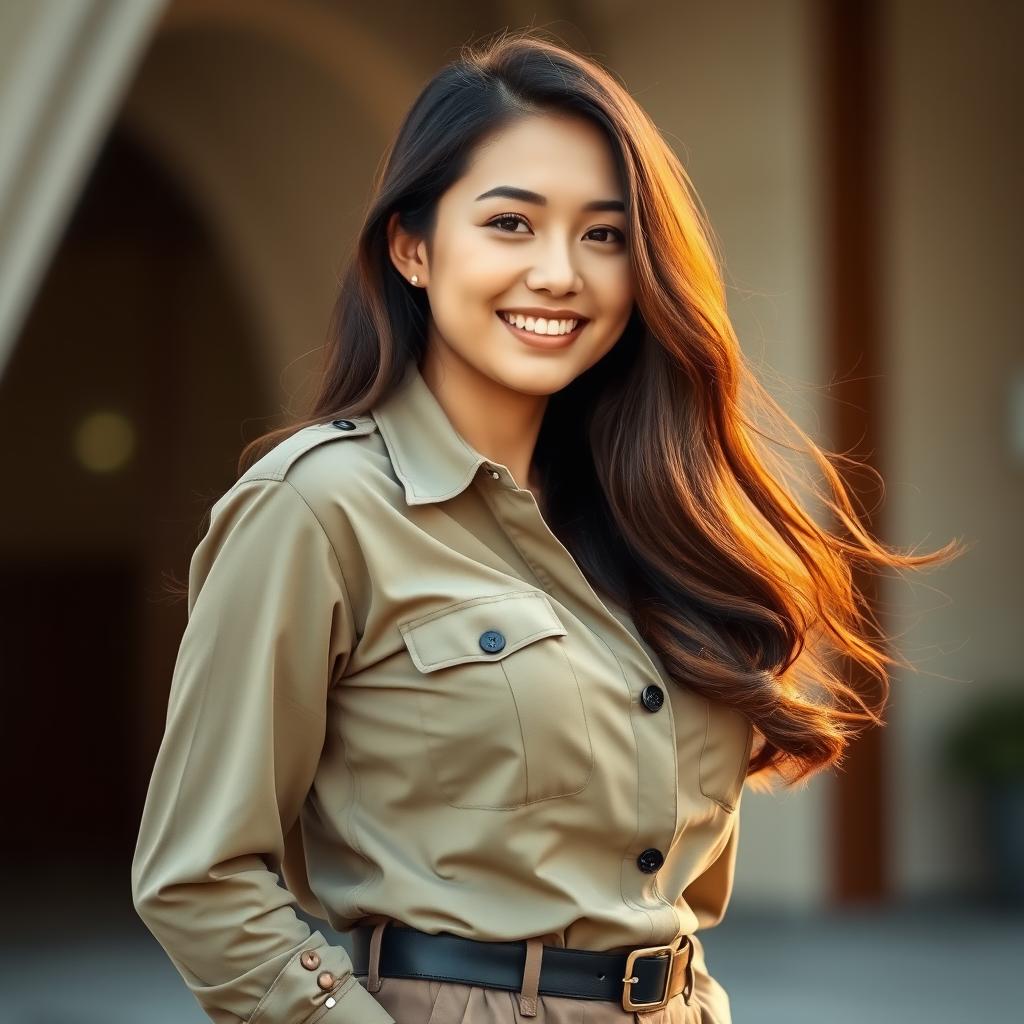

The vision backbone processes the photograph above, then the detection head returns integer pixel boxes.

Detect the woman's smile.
[495,310,587,350]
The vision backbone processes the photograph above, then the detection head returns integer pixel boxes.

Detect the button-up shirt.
[131,359,754,1024]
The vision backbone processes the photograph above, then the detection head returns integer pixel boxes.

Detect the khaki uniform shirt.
[131,360,754,1024]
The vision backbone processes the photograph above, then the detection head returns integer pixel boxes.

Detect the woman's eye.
[586,227,625,244]
[487,213,530,233]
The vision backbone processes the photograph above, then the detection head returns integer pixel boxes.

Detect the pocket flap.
[398,591,567,673]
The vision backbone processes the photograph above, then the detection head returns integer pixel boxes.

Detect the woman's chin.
[486,359,578,398]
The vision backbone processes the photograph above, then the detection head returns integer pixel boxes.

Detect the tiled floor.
[2,877,1019,1023]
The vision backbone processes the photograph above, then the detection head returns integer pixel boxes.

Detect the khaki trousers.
[353,921,702,1024]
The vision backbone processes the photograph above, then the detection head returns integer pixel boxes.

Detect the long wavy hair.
[224,29,961,789]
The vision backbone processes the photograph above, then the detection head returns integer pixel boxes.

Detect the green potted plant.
[942,687,1024,907]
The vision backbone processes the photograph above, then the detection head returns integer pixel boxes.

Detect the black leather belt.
[350,922,694,1012]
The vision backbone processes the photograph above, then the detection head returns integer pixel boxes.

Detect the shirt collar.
[370,361,491,506]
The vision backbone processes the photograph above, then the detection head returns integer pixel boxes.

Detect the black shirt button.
[479,630,506,654]
[640,684,665,712]
[332,419,357,430]
[637,848,664,873]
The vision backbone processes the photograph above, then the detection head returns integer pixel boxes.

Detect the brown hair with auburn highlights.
[211,29,963,790]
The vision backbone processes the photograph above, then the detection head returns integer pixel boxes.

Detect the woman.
[131,29,960,1024]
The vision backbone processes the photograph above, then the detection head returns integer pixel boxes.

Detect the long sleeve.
[680,796,743,1024]
[131,478,395,1024]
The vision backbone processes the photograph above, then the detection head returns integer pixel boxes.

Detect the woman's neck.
[420,345,549,496]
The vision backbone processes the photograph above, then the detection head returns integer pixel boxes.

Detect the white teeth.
[501,312,578,336]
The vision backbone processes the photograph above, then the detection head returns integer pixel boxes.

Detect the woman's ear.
[387,211,428,286]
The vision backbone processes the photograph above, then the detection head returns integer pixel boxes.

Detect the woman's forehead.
[453,119,624,208]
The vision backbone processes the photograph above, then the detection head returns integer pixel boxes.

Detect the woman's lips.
[495,312,586,349]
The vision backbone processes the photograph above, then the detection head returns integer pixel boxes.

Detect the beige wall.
[882,0,1024,897]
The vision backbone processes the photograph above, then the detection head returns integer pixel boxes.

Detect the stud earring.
[410,275,419,285]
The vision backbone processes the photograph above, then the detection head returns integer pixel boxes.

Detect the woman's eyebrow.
[475,185,624,213]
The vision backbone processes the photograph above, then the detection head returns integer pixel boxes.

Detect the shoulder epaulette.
[238,415,377,484]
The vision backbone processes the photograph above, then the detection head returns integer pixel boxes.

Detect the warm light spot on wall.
[73,411,137,474]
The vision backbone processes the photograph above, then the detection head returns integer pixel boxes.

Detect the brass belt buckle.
[621,939,685,1012]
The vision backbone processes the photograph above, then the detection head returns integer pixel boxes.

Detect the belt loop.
[679,934,694,1005]
[516,936,543,1017]
[366,919,390,993]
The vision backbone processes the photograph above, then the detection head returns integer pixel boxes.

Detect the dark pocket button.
[479,629,506,654]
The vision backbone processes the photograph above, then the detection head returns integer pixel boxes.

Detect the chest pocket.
[698,699,754,813]
[398,590,594,810]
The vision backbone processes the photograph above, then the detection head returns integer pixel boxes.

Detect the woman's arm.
[131,478,394,1024]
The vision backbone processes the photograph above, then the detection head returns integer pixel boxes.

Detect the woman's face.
[394,112,635,397]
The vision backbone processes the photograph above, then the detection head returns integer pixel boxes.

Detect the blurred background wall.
[0,1,1020,1021]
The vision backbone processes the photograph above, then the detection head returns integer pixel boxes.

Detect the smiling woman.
[132,26,962,1024]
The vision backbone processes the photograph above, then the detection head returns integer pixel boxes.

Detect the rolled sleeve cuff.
[248,930,395,1024]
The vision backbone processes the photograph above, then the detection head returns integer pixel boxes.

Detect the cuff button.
[317,971,336,991]
[300,950,321,970]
